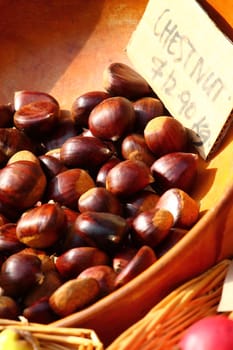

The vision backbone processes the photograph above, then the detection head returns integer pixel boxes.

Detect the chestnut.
[7,150,40,165]
[14,90,59,111]
[61,208,93,252]
[121,133,156,167]
[42,115,78,151]
[0,223,25,256]
[112,246,138,273]
[23,268,63,307]
[73,211,129,253]
[0,160,47,216]
[39,154,67,178]
[106,159,154,197]
[151,152,199,193]
[103,62,153,99]
[55,246,109,280]
[0,251,44,297]
[144,116,188,157]
[0,128,35,166]
[71,90,110,128]
[88,96,135,141]
[78,265,117,297]
[46,168,95,210]
[124,189,160,218]
[96,156,121,187]
[45,147,61,160]
[131,208,174,248]
[155,188,200,228]
[62,227,91,252]
[0,295,19,320]
[114,245,157,288]
[78,187,122,215]
[14,100,60,138]
[0,103,14,127]
[0,213,9,227]
[133,97,164,132]
[23,297,58,324]
[49,277,100,317]
[16,202,67,249]
[60,135,113,170]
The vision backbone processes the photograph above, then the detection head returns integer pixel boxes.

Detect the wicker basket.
[107,259,232,350]
[0,319,104,350]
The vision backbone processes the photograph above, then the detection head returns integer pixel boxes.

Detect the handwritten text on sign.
[127,0,233,159]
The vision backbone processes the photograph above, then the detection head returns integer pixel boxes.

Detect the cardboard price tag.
[217,259,233,312]
[127,0,233,159]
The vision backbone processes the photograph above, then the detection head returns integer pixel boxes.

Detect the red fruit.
[178,315,233,350]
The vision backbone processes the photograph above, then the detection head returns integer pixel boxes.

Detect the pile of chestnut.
[0,62,200,324]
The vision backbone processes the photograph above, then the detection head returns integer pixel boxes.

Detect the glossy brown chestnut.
[155,188,200,228]
[16,202,67,249]
[71,90,110,128]
[39,154,67,178]
[0,213,9,226]
[14,100,60,137]
[133,97,164,132]
[7,150,40,165]
[46,168,95,210]
[62,227,91,252]
[88,96,135,141]
[151,152,199,193]
[14,90,59,111]
[0,251,44,297]
[49,277,100,317]
[103,62,153,100]
[55,246,109,280]
[0,223,25,256]
[78,187,122,216]
[131,208,174,248]
[23,297,58,324]
[0,160,47,215]
[0,127,35,165]
[23,268,63,308]
[144,116,188,157]
[0,103,14,127]
[106,159,154,197]
[81,128,118,156]
[121,133,156,167]
[0,295,19,320]
[78,265,117,297]
[112,246,138,273]
[62,207,80,228]
[114,245,157,288]
[96,157,121,187]
[60,135,113,169]
[45,148,62,160]
[124,189,160,218]
[42,115,78,151]
[73,211,129,253]
[61,209,90,252]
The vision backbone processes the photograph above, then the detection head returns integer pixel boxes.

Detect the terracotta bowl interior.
[0,0,232,346]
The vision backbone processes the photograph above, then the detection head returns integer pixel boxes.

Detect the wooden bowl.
[0,0,232,346]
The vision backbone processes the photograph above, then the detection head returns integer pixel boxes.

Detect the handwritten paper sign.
[127,0,233,159]
[218,259,233,312]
